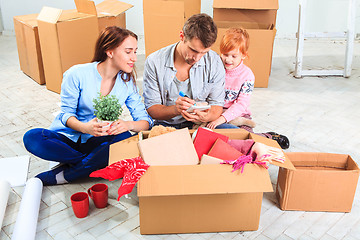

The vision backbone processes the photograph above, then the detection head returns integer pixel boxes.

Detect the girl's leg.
[215,123,239,129]
[23,128,85,164]
[36,131,132,185]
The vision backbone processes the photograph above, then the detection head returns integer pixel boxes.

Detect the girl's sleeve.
[125,82,154,127]
[222,77,254,122]
[59,69,81,126]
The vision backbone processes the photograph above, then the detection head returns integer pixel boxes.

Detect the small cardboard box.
[143,0,200,56]
[212,0,278,88]
[132,129,295,234]
[14,14,45,85]
[276,152,360,212]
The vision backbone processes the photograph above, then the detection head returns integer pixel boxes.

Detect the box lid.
[109,135,140,165]
[213,0,279,10]
[96,0,133,17]
[138,164,273,197]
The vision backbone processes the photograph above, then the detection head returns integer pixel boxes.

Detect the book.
[207,138,243,161]
[193,127,229,159]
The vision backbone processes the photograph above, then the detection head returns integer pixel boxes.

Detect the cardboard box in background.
[14,0,132,93]
[212,0,278,88]
[13,14,45,85]
[37,5,100,94]
[143,0,201,57]
[276,152,360,212]
[110,129,294,234]
[76,0,133,32]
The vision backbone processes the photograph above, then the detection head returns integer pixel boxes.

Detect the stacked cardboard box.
[109,128,295,234]
[13,0,133,93]
[13,14,45,85]
[212,0,278,88]
[143,0,201,57]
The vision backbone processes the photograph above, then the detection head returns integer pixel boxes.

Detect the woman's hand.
[107,119,132,135]
[206,116,226,129]
[83,118,110,137]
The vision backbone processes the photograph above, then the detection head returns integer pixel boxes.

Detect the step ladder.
[294,0,357,78]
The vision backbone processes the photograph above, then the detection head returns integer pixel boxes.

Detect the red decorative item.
[90,156,149,200]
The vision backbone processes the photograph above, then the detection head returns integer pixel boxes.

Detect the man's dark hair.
[182,13,218,48]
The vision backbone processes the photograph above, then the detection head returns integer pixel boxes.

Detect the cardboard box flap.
[75,0,97,15]
[109,135,140,165]
[213,0,279,10]
[249,133,295,170]
[37,7,63,24]
[96,0,133,17]
[286,152,360,171]
[138,128,199,166]
[138,164,273,197]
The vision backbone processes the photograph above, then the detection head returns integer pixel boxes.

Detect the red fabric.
[90,156,149,200]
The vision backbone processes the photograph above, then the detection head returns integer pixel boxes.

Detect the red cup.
[88,183,108,208]
[70,192,89,218]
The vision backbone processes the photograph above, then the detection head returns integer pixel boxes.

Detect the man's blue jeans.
[23,128,132,183]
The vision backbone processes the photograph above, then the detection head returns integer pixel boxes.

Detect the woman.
[23,26,152,185]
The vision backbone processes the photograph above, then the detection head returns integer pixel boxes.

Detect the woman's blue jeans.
[23,128,132,182]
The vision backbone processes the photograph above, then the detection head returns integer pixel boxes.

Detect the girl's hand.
[83,118,109,137]
[206,116,226,129]
[107,119,132,135]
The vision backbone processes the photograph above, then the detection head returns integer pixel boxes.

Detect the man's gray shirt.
[143,42,225,125]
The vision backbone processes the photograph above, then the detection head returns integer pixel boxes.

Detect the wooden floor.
[1,34,360,239]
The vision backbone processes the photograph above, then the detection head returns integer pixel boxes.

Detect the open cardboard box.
[143,0,200,57]
[276,152,360,212]
[35,0,132,94]
[108,128,294,234]
[212,0,278,88]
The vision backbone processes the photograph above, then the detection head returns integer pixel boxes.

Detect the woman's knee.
[23,128,44,152]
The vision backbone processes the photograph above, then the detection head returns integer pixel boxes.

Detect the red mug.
[70,192,89,218]
[88,183,108,208]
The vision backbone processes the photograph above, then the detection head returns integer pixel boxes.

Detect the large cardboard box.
[35,0,132,94]
[212,0,278,88]
[37,2,100,94]
[14,14,45,85]
[276,152,360,212]
[143,0,201,56]
[107,129,294,234]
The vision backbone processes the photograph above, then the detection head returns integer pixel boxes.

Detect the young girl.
[207,28,289,149]
[23,27,153,185]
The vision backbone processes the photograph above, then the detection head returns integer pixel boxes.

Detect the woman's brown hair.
[92,26,138,84]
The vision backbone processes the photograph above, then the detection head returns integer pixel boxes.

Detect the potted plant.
[93,93,123,127]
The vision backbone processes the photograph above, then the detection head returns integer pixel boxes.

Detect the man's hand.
[175,96,195,114]
[181,108,210,123]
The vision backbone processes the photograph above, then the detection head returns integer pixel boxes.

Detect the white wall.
[1,0,360,38]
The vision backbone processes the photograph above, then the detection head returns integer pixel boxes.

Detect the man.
[143,13,225,129]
